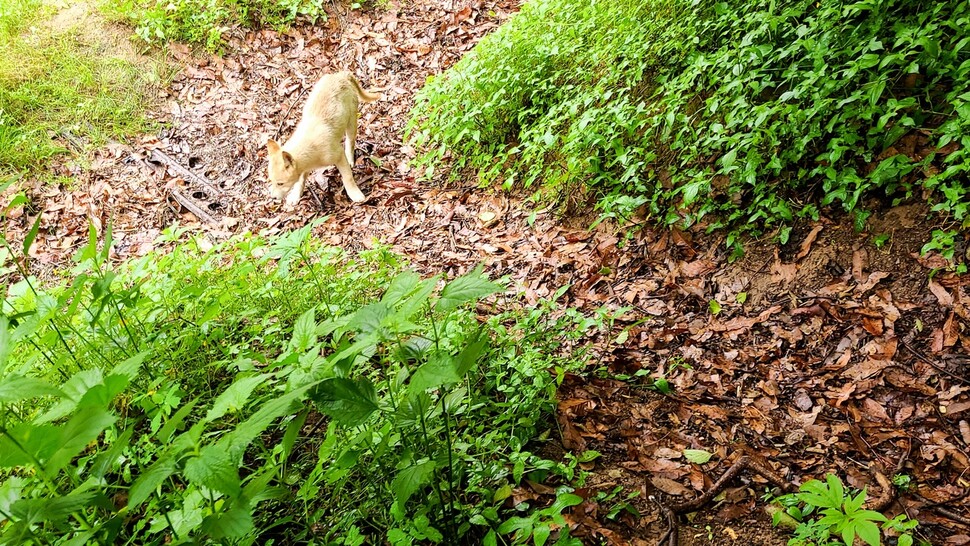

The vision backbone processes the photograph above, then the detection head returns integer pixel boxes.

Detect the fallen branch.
[150,149,223,197]
[170,189,219,226]
[656,455,794,546]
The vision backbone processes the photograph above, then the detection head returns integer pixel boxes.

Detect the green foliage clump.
[0,0,161,179]
[1,190,595,544]
[409,0,970,249]
[103,0,328,50]
[770,474,920,546]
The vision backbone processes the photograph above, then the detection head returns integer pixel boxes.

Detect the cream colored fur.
[266,72,380,206]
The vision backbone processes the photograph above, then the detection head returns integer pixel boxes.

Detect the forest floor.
[4,0,969,544]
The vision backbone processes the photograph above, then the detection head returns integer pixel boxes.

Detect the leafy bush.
[0,0,161,179]
[1,196,595,544]
[103,0,328,50]
[409,0,970,251]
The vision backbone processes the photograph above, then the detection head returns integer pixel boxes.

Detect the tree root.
[654,446,910,546]
[656,455,795,546]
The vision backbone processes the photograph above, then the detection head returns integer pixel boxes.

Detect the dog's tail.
[349,74,381,103]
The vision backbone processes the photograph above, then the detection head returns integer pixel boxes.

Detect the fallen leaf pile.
[3,1,968,544]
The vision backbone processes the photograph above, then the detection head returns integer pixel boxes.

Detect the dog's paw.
[347,188,366,203]
[284,194,302,209]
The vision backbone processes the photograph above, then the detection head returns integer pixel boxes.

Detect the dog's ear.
[281,151,294,168]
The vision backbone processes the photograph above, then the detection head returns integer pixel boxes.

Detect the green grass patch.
[0,0,164,181]
[0,189,600,544]
[103,0,329,51]
[408,0,970,254]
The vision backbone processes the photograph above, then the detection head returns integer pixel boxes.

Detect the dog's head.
[265,139,300,199]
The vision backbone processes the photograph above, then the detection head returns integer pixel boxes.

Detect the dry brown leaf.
[795,224,824,261]
[650,476,691,496]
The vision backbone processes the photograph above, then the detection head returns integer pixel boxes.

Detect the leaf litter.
[3,1,969,544]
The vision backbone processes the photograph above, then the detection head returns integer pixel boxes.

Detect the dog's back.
[266,72,380,204]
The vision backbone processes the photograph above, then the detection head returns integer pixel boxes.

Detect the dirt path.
[5,1,970,544]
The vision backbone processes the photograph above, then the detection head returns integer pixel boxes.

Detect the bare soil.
[4,1,969,545]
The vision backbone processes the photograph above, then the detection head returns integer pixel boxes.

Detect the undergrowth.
[408,0,970,255]
[0,182,597,544]
[103,0,329,51]
[0,0,163,181]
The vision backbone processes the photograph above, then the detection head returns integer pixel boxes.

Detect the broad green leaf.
[436,263,501,313]
[203,501,255,540]
[290,309,317,351]
[0,423,60,468]
[409,352,461,396]
[184,444,242,497]
[205,374,271,422]
[533,523,551,546]
[219,384,312,458]
[109,351,149,382]
[347,302,391,335]
[0,317,11,374]
[381,270,422,305]
[0,374,62,403]
[683,449,713,464]
[127,450,182,509]
[157,397,200,444]
[22,214,42,257]
[311,378,379,427]
[47,409,117,474]
[35,369,104,424]
[10,490,97,524]
[391,459,436,506]
[455,329,488,376]
[90,427,133,480]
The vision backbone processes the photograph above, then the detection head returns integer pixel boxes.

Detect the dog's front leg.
[284,174,306,208]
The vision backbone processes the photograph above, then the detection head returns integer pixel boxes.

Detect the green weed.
[769,474,921,546]
[0,182,596,544]
[409,0,970,250]
[103,0,329,51]
[0,0,163,180]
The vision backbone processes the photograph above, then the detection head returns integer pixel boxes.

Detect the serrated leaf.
[381,270,422,305]
[218,385,310,458]
[127,451,180,509]
[0,374,62,403]
[391,459,436,506]
[0,423,60,468]
[310,378,378,427]
[11,491,97,525]
[455,330,488,376]
[683,449,713,464]
[290,309,317,351]
[46,409,117,474]
[184,444,242,498]
[202,501,254,540]
[205,374,270,422]
[90,427,133,480]
[436,263,501,313]
[409,352,461,396]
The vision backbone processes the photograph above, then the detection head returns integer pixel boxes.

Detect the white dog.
[266,72,380,206]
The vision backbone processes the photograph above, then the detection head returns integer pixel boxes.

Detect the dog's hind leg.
[334,153,365,203]
[344,116,357,166]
